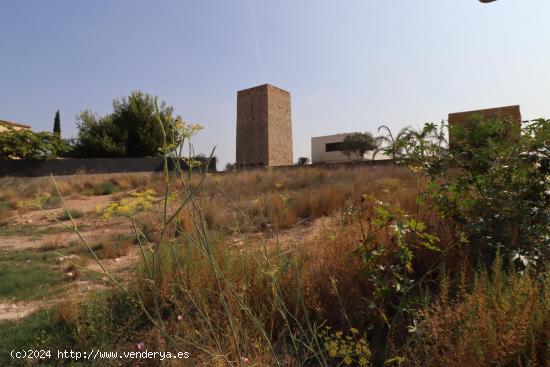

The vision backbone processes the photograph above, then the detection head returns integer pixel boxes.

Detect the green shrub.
[99,181,117,195]
[59,208,84,221]
[384,118,550,269]
[0,127,70,160]
[0,200,15,210]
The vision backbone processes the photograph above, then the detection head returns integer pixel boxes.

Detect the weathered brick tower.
[236,84,293,167]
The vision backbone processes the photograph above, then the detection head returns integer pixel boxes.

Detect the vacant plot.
[0,163,547,367]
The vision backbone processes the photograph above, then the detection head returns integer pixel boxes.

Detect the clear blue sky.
[1,1,549,166]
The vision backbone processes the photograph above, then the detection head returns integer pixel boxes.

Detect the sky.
[1,0,550,167]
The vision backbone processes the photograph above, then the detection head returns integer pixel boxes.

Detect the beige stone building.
[236,84,293,167]
[0,119,31,133]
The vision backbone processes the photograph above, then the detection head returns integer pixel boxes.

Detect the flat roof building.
[311,133,389,163]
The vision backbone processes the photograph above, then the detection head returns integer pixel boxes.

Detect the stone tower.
[236,84,293,167]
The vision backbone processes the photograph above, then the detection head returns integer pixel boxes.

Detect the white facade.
[311,133,389,163]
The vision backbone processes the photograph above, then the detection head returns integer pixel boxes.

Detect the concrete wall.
[236,84,293,167]
[311,133,389,163]
[0,157,216,177]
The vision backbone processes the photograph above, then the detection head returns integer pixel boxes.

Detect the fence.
[0,157,217,177]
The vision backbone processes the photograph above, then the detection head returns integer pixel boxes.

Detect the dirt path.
[0,221,132,251]
[0,194,136,321]
[0,280,115,321]
[14,194,116,226]
[0,300,57,321]
[0,247,140,322]
[0,191,334,322]
[0,193,133,251]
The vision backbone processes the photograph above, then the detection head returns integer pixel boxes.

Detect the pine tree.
[53,110,61,137]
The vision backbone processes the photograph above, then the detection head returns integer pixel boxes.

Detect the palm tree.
[408,122,448,147]
[372,125,413,160]
[373,122,449,162]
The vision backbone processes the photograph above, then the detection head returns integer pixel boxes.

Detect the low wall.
[0,157,217,177]
[228,159,396,172]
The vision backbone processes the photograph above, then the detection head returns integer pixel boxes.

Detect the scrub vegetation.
[0,111,548,366]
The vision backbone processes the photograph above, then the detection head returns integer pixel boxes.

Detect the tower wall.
[267,85,293,166]
[236,84,293,167]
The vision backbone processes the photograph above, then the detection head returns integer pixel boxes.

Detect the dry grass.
[399,261,550,367]
[0,186,20,224]
[0,186,18,209]
[62,256,91,281]
[56,297,80,325]
[198,165,419,233]
[122,167,452,364]
[93,235,134,259]
[5,165,545,365]
[0,208,11,226]
[0,172,155,201]
[38,239,66,252]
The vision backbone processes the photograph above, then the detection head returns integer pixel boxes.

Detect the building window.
[325,142,343,152]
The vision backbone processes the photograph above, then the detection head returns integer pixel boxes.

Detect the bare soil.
[0,192,330,321]
[0,194,136,320]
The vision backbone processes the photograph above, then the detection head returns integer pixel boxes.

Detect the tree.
[340,132,377,161]
[111,91,175,157]
[73,91,177,158]
[373,125,413,160]
[0,127,69,160]
[73,110,126,157]
[225,162,237,172]
[381,122,447,168]
[53,110,61,137]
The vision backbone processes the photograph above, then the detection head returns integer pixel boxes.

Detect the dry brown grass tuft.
[0,208,12,225]
[0,186,18,208]
[0,186,20,223]
[135,212,161,243]
[38,239,66,252]
[62,256,91,281]
[56,297,80,325]
[93,236,133,259]
[298,219,371,327]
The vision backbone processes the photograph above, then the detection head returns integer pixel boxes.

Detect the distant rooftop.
[0,119,31,129]
[311,133,353,139]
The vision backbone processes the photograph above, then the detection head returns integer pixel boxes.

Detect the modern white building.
[311,133,390,163]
